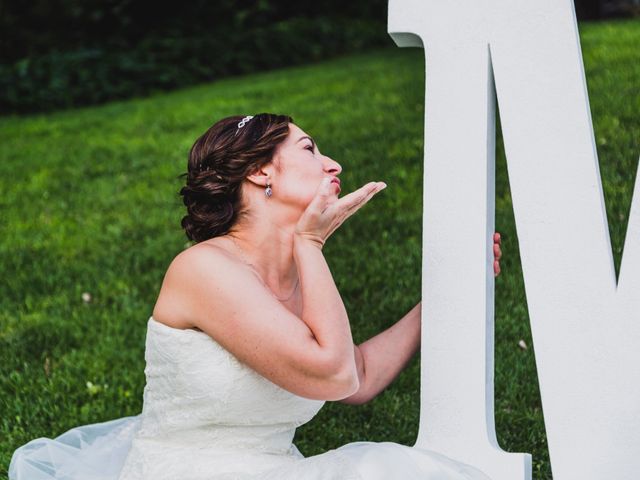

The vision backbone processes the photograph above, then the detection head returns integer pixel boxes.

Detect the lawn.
[1,18,638,479]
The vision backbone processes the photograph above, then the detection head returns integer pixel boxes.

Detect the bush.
[0,16,389,114]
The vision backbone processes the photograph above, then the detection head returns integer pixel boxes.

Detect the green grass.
[1,18,639,480]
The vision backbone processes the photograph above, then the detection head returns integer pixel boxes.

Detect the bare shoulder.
[151,238,356,400]
[152,239,251,329]
[174,239,239,271]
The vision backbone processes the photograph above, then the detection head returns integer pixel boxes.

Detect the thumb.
[307,177,333,212]
[315,177,333,200]
[320,176,333,194]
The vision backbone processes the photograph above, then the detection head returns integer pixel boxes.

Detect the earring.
[265,182,272,198]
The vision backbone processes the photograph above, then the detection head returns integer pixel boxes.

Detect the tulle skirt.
[9,416,141,480]
[9,415,492,480]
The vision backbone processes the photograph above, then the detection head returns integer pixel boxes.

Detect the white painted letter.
[388,1,640,479]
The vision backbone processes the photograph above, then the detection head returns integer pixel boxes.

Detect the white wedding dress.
[9,316,492,480]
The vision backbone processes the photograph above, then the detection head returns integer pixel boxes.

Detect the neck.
[227,214,299,295]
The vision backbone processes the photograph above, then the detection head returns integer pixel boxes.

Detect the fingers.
[307,177,336,214]
[298,180,386,239]
[493,231,502,277]
[310,179,385,217]
[337,183,386,222]
[348,182,386,213]
[337,181,386,213]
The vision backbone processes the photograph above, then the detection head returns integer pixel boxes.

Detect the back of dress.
[117,317,326,480]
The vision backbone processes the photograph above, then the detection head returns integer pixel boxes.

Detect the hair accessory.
[237,116,254,129]
[265,182,272,198]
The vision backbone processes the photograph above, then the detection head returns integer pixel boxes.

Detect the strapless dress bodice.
[130,316,325,454]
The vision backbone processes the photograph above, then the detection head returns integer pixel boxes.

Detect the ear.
[245,162,275,188]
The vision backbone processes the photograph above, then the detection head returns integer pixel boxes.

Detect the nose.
[324,156,342,176]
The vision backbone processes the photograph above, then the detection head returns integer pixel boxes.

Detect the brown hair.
[178,113,294,243]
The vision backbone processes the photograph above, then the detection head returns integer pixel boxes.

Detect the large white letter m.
[387,1,640,479]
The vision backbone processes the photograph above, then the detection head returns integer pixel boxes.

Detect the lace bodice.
[117,316,326,479]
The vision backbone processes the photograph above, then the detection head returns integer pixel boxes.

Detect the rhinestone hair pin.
[237,115,254,129]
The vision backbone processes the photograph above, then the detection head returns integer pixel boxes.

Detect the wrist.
[293,232,325,250]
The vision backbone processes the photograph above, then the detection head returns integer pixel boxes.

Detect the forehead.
[287,123,310,142]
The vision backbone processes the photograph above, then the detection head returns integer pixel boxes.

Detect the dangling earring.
[265,182,272,198]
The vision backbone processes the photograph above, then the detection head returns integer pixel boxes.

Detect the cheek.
[299,180,320,203]
[279,163,324,204]
[292,176,322,206]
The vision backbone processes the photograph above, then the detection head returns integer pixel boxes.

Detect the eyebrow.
[297,136,316,149]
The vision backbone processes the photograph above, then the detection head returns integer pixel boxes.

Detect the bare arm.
[338,231,503,405]
[339,301,421,405]
[293,234,358,387]
[167,243,358,401]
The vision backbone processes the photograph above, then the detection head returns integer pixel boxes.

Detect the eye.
[305,144,315,152]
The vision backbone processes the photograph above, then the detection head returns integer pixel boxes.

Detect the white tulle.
[9,316,492,480]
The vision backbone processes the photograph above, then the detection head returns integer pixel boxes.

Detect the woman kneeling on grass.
[10,113,503,480]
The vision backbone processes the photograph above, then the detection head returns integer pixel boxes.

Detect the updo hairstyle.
[179,113,294,243]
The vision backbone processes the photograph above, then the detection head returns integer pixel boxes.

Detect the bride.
[9,113,502,479]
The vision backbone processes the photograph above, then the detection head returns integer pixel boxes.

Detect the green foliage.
[1,19,639,479]
[1,0,389,64]
[1,4,389,114]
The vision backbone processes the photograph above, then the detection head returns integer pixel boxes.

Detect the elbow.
[335,372,371,405]
[338,391,370,406]
[336,366,360,399]
[308,346,359,401]
[322,358,359,401]
[328,369,359,401]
